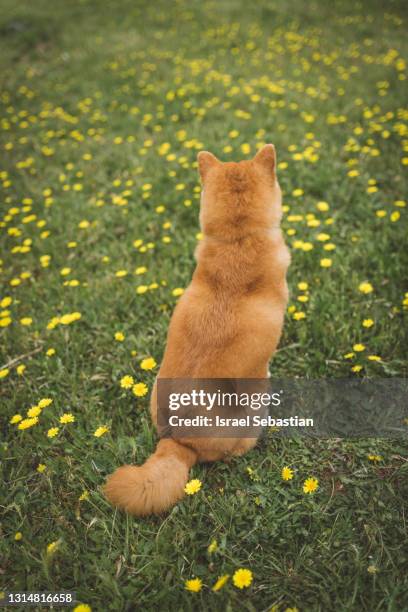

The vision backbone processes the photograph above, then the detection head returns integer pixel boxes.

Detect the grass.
[1,0,408,609]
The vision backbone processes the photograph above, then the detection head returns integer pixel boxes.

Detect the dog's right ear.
[197,151,220,182]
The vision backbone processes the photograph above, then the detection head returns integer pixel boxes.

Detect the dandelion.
[17,364,26,375]
[212,575,230,591]
[132,383,148,397]
[27,405,41,418]
[362,319,374,328]
[303,477,319,494]
[20,317,32,326]
[172,287,184,297]
[120,375,134,389]
[320,258,332,268]
[38,398,53,408]
[73,605,92,612]
[140,357,157,370]
[94,426,109,437]
[359,281,373,294]
[47,540,60,555]
[184,479,202,495]
[15,532,23,541]
[232,568,253,589]
[114,332,125,341]
[79,491,89,501]
[368,454,382,462]
[47,427,59,438]
[184,578,202,593]
[10,414,22,424]
[368,355,381,361]
[367,565,379,574]
[352,365,363,372]
[297,282,308,291]
[46,348,56,357]
[282,466,294,481]
[207,539,218,553]
[37,464,46,473]
[353,343,365,352]
[0,368,10,379]
[60,413,75,424]
[293,311,306,320]
[18,417,39,430]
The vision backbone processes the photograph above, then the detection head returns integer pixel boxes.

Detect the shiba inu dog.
[104,144,290,515]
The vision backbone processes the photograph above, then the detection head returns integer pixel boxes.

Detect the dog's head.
[197,144,282,239]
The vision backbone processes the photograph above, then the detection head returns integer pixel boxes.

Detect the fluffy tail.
[104,439,197,516]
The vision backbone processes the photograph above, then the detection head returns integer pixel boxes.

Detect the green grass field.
[1,0,408,609]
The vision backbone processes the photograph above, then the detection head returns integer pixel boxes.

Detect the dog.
[104,144,290,515]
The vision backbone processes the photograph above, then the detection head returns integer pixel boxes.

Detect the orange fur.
[104,144,290,516]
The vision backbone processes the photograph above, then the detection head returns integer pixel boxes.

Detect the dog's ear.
[197,151,220,182]
[253,144,276,176]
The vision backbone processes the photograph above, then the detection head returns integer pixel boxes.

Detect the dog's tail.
[104,439,197,516]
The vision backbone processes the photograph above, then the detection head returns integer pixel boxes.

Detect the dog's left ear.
[253,144,276,176]
[197,151,220,182]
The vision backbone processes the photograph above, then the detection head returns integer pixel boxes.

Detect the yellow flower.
[208,539,218,553]
[0,368,10,379]
[368,355,381,362]
[282,466,294,481]
[293,311,306,321]
[320,258,332,268]
[47,427,59,438]
[60,413,75,424]
[79,491,89,501]
[18,417,39,430]
[15,532,23,541]
[140,357,157,370]
[17,364,26,375]
[303,477,319,494]
[184,478,202,495]
[136,285,148,294]
[20,317,32,326]
[46,348,56,357]
[353,343,365,352]
[362,319,374,328]
[114,332,125,341]
[212,574,230,591]
[115,270,128,277]
[47,540,60,555]
[132,382,148,397]
[38,398,53,408]
[359,281,373,294]
[120,375,134,389]
[185,578,202,593]
[316,201,329,211]
[297,282,308,291]
[10,414,22,424]
[292,189,303,197]
[352,365,363,372]
[27,405,41,418]
[73,605,92,612]
[37,463,46,473]
[232,568,253,589]
[172,287,184,297]
[368,454,382,462]
[94,426,109,437]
